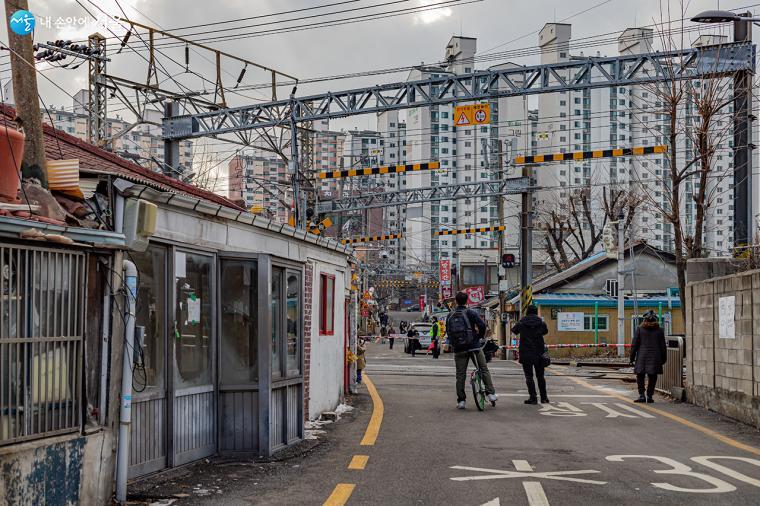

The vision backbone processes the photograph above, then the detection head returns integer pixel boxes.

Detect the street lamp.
[691,10,760,23]
[691,10,755,251]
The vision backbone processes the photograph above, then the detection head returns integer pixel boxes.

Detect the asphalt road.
[140,342,760,505]
[321,343,760,505]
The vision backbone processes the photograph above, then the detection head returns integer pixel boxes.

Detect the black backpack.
[446,309,475,350]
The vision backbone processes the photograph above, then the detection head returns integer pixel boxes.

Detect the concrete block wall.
[686,268,760,428]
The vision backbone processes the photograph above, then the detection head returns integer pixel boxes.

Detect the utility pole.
[733,13,754,250]
[519,164,533,316]
[616,210,625,358]
[4,0,47,186]
[496,140,506,356]
[88,33,107,146]
[163,101,180,177]
[289,92,302,228]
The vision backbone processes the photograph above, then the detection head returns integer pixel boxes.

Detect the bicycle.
[469,350,496,411]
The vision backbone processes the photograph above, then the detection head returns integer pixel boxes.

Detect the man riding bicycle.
[446,291,497,409]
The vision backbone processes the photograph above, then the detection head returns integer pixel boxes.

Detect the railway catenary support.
[161,40,755,278]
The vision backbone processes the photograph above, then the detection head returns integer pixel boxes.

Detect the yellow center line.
[323,484,355,506]
[348,455,369,470]
[360,374,384,446]
[568,374,760,457]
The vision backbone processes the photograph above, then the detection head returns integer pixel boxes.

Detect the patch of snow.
[304,428,326,440]
[335,403,354,416]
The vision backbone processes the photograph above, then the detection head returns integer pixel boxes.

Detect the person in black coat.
[511,305,550,404]
[630,310,667,403]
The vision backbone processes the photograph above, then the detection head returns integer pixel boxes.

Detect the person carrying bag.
[511,305,550,405]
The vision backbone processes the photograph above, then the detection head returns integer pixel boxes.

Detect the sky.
[0,0,754,188]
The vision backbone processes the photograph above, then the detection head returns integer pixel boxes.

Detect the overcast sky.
[0,0,753,186]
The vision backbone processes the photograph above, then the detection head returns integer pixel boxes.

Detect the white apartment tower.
[402,36,499,269]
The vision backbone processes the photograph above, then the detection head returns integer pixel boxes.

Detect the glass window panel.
[174,252,213,389]
[271,268,283,379]
[220,260,258,385]
[462,265,485,285]
[286,273,301,375]
[133,246,166,392]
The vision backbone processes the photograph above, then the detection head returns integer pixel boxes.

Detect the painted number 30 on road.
[607,455,760,493]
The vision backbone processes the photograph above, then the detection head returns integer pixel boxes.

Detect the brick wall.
[686,268,760,428]
[303,262,314,420]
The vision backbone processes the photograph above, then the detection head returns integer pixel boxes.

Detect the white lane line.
[613,403,656,418]
[583,402,639,418]
[523,482,550,506]
[480,499,500,506]
[499,394,614,398]
[513,460,533,471]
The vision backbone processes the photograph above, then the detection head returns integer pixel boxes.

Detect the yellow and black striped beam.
[341,233,402,245]
[318,161,440,180]
[514,145,666,165]
[376,281,440,288]
[435,225,505,236]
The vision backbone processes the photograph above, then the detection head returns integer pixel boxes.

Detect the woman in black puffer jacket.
[630,310,667,403]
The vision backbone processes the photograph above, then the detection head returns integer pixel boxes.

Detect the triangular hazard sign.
[456,112,470,126]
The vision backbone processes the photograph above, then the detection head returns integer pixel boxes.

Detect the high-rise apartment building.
[228,151,292,223]
[2,85,194,174]
[393,36,529,269]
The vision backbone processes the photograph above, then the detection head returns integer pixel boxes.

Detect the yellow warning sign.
[453,103,490,127]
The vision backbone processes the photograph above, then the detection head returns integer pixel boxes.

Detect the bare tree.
[538,184,640,270]
[630,1,735,321]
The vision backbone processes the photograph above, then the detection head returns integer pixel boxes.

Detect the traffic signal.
[501,253,516,269]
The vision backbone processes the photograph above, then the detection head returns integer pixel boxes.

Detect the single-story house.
[487,242,683,355]
[0,105,356,502]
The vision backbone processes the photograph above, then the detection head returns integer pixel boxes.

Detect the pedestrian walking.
[388,324,397,350]
[630,310,667,403]
[447,292,497,409]
[399,321,408,334]
[430,316,441,359]
[356,340,367,384]
[380,324,388,344]
[511,305,550,404]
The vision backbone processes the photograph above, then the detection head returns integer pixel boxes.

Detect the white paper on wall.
[718,295,735,339]
[187,296,201,325]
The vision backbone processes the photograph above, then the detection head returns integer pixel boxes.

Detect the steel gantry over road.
[161,37,755,357]
[318,177,531,213]
[163,43,754,138]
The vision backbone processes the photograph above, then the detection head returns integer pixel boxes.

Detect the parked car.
[403,322,434,354]
[405,304,420,312]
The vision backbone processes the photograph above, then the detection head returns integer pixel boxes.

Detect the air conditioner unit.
[123,198,157,252]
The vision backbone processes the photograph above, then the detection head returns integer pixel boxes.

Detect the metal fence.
[1,244,86,445]
[657,336,685,396]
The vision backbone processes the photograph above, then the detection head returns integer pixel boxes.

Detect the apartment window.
[319,274,335,335]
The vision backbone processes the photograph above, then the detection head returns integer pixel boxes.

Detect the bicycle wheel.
[471,371,486,411]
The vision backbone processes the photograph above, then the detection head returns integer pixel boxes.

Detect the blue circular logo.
[9,10,35,36]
